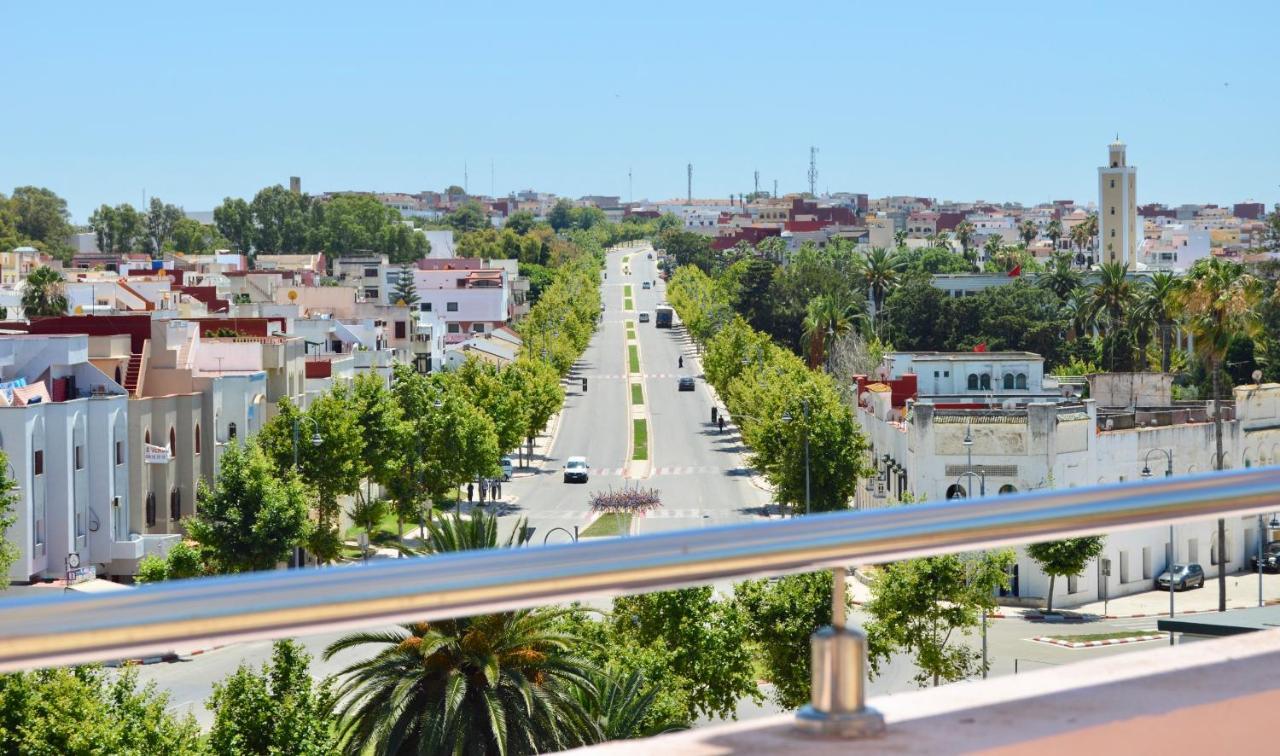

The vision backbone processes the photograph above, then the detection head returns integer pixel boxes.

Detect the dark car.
[1156,563,1205,591]
[642,281,651,289]
[678,376,695,392]
[1251,541,1280,572]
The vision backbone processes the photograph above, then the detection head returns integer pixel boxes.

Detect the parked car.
[642,281,651,289]
[638,312,650,323]
[647,252,653,259]
[563,456,589,483]
[1155,563,1205,591]
[1251,541,1280,572]
[499,456,514,481]
[678,376,695,392]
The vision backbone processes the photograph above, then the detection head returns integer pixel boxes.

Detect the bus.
[654,305,674,328]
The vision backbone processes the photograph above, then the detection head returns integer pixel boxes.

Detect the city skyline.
[5,1,1279,220]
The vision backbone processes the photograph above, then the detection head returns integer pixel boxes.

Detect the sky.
[3,1,1278,222]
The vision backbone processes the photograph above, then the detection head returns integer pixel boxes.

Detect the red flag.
[1008,264,1021,277]
[974,343,987,353]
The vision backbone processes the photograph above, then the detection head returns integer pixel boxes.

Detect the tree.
[7,186,73,259]
[1138,271,1181,372]
[1036,252,1083,302]
[20,265,68,317]
[420,510,531,553]
[250,185,312,253]
[731,256,781,335]
[1089,262,1141,372]
[954,220,975,263]
[735,571,841,708]
[1046,218,1064,250]
[448,357,528,455]
[0,452,16,589]
[656,228,715,274]
[882,275,950,351]
[865,551,1015,686]
[206,640,337,756]
[169,217,223,254]
[802,293,862,369]
[505,210,537,235]
[502,358,564,463]
[0,667,201,753]
[142,197,185,257]
[214,196,255,256]
[186,440,310,572]
[1025,537,1105,612]
[610,587,759,720]
[1018,219,1039,247]
[982,234,1003,264]
[88,203,143,253]
[547,199,575,232]
[443,201,490,234]
[855,247,904,323]
[134,540,205,583]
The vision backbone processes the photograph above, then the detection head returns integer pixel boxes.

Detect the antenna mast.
[808,146,819,196]
[754,170,759,199]
[686,163,692,202]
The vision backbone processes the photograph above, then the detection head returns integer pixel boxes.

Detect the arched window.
[979,374,991,391]
[194,425,201,455]
[168,427,176,455]
[1003,374,1015,390]
[170,488,181,521]
[967,374,979,390]
[998,484,1018,495]
[145,492,157,527]
[1015,373,1027,390]
[114,366,122,385]
[228,422,237,440]
[144,429,150,445]
[946,484,967,500]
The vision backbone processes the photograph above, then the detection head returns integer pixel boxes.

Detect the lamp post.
[961,421,985,497]
[952,461,991,678]
[1141,448,1174,643]
[292,414,322,568]
[783,398,811,516]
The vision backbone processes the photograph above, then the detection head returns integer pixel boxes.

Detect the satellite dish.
[287,289,298,301]
[74,305,84,315]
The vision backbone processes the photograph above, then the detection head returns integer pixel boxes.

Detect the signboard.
[66,565,96,585]
[144,444,172,464]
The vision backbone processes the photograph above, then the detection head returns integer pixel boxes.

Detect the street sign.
[144,444,172,464]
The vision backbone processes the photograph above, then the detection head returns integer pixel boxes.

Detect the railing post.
[795,567,885,738]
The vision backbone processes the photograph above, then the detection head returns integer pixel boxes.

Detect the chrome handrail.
[1,467,1279,675]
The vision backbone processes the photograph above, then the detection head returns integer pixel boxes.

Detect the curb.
[111,646,222,666]
[1032,634,1164,649]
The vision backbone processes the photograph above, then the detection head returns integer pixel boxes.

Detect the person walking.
[678,355,684,369]
[718,416,725,434]
[467,482,474,503]
[711,406,718,423]
[479,478,488,504]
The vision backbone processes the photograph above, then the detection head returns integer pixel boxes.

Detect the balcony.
[2,468,1280,751]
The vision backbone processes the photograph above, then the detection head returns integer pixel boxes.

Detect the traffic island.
[1032,632,1166,649]
[581,512,633,538]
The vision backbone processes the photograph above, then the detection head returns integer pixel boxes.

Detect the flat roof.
[1157,605,1280,636]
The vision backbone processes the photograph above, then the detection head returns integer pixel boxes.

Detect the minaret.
[1097,137,1137,267]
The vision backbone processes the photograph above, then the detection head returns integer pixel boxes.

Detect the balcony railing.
[2,466,1280,738]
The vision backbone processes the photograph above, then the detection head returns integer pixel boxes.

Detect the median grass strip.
[628,345,640,373]
[631,383,644,404]
[624,284,633,297]
[624,298,633,310]
[581,512,632,538]
[632,418,648,460]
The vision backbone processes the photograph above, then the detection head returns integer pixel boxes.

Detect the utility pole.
[754,170,760,199]
[774,179,778,199]
[687,163,693,202]
[464,162,469,194]
[808,146,819,197]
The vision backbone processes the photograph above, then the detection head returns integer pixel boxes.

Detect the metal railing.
[3,467,1280,736]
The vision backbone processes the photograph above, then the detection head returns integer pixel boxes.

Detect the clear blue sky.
[5,1,1278,221]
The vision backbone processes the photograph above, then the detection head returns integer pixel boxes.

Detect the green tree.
[865,551,1015,686]
[420,510,531,553]
[611,587,759,720]
[503,358,564,463]
[982,234,1003,265]
[206,640,337,756]
[169,217,223,254]
[802,292,862,369]
[1264,204,1280,255]
[20,265,68,318]
[1036,252,1083,302]
[0,667,200,754]
[214,196,255,256]
[134,540,205,583]
[1089,262,1141,371]
[187,440,311,572]
[250,184,312,253]
[547,199,575,232]
[142,197,185,257]
[392,264,418,306]
[444,200,490,233]
[856,247,904,324]
[448,357,529,456]
[88,203,143,253]
[954,220,976,263]
[1136,271,1181,372]
[0,452,17,589]
[1025,537,1105,612]
[1018,218,1039,247]
[505,210,537,235]
[735,571,840,708]
[1046,218,1064,250]
[882,275,951,351]
[7,186,73,260]
[656,228,715,273]
[310,194,428,263]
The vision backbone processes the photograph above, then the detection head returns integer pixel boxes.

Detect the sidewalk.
[1065,570,1280,618]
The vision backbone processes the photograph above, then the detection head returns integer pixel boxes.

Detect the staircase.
[123,352,142,394]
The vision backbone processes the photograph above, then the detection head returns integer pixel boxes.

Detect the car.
[678,376,695,391]
[642,281,651,289]
[563,456,589,483]
[499,456,514,481]
[647,253,653,259]
[1156,563,1205,591]
[638,312,650,323]
[1251,541,1280,572]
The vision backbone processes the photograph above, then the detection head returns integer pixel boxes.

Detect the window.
[170,488,181,521]
[363,267,379,278]
[967,374,979,390]
[998,484,1018,495]
[979,374,991,391]
[145,493,157,527]
[364,288,379,299]
[194,425,201,454]
[1067,573,1079,593]
[446,302,459,312]
[1119,550,1130,583]
[1110,207,1115,215]
[1003,374,1015,390]
[33,450,43,476]
[115,441,124,465]
[471,323,485,333]
[228,422,237,440]
[944,371,949,377]
[75,445,84,470]
[394,321,407,339]
[447,323,461,334]
[144,430,150,445]
[1015,373,1027,390]
[419,302,432,312]
[1110,179,1115,188]
[1143,547,1152,580]
[169,428,176,455]
[1111,229,1116,237]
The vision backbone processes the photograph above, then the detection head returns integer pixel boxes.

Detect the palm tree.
[1063,286,1097,341]
[982,235,1003,265]
[1037,253,1083,302]
[327,510,599,754]
[954,220,975,263]
[802,294,862,369]
[20,265,68,318]
[1175,257,1262,612]
[893,229,907,251]
[1137,272,1181,372]
[1046,218,1064,250]
[582,670,684,741]
[325,610,600,755]
[1089,262,1139,370]
[1069,222,1090,259]
[1018,219,1039,248]
[855,248,904,322]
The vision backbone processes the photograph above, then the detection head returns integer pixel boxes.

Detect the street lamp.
[960,422,985,497]
[1141,448,1175,643]
[782,397,811,516]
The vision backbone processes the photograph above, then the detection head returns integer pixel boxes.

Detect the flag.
[1008,264,1021,277]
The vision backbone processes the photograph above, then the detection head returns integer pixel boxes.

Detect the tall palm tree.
[855,248,904,322]
[1037,253,1083,302]
[954,220,975,263]
[1063,286,1097,341]
[1088,262,1142,370]
[982,234,1003,264]
[326,510,599,754]
[1137,271,1181,372]
[1069,222,1090,259]
[1046,218,1064,250]
[1018,219,1039,248]
[1175,257,1262,612]
[893,229,907,251]
[20,265,68,318]
[802,294,862,369]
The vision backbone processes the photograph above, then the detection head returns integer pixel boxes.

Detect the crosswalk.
[579,466,749,477]
[529,508,749,520]
[579,373,696,380]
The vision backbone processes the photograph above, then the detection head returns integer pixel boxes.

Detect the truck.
[654,305,674,328]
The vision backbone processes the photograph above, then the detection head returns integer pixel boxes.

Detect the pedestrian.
[495,480,502,499]
[467,482,474,502]
[711,406,718,423]
[480,478,488,504]
[718,416,725,434]
[678,355,684,368]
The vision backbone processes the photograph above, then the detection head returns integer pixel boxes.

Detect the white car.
[499,456,514,480]
[563,456,589,483]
